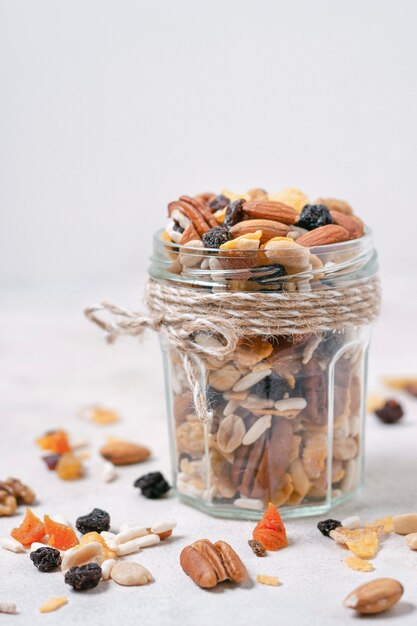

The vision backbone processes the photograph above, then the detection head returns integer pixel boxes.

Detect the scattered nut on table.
[180,539,247,588]
[344,578,404,615]
[111,561,153,586]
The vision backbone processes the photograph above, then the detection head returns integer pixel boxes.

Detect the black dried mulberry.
[297,204,333,231]
[75,508,110,535]
[317,519,342,537]
[223,199,245,228]
[202,226,231,249]
[30,546,62,572]
[134,472,171,499]
[251,372,286,401]
[65,563,102,590]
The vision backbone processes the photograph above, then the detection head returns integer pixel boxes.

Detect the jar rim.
[150,227,377,290]
[153,227,373,254]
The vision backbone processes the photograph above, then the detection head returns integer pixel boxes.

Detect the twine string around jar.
[85,276,381,423]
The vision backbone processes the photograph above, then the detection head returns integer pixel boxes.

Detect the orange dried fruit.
[79,532,115,559]
[11,507,46,546]
[330,527,380,559]
[253,502,288,551]
[44,515,79,550]
[344,557,374,572]
[347,532,379,559]
[365,516,393,534]
[36,430,71,454]
[56,453,83,480]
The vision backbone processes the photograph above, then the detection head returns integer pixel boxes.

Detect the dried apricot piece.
[256,574,280,586]
[36,430,71,454]
[56,453,83,480]
[79,532,115,559]
[347,532,379,559]
[39,596,68,613]
[44,515,79,550]
[366,516,393,534]
[11,507,45,546]
[330,527,379,559]
[344,557,374,572]
[253,502,288,551]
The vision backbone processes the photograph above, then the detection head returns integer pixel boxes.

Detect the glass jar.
[149,229,379,519]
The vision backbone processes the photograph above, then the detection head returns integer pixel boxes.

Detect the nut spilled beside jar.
[148,193,380,519]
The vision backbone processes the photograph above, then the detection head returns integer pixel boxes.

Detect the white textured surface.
[1,281,417,625]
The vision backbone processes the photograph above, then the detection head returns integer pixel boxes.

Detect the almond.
[230,219,290,243]
[316,197,353,215]
[99,439,151,465]
[296,225,350,247]
[330,210,364,239]
[242,200,298,225]
[344,578,404,615]
[180,223,201,244]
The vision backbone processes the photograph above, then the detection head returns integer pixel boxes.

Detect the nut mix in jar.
[147,188,380,519]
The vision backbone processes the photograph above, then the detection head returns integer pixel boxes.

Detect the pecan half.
[180,195,219,229]
[168,198,211,236]
[180,539,247,588]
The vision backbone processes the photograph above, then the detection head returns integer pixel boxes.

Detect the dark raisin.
[202,226,231,249]
[134,472,171,499]
[65,563,102,590]
[249,263,286,285]
[209,194,230,212]
[297,204,333,231]
[75,508,110,535]
[172,222,184,234]
[30,547,62,572]
[375,399,404,424]
[315,332,344,360]
[223,199,245,228]
[317,519,342,537]
[248,539,267,557]
[42,454,61,471]
[251,372,286,401]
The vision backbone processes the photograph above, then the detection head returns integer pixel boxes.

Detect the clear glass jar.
[149,229,379,519]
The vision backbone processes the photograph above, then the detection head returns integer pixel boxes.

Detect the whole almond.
[296,225,350,247]
[393,513,417,535]
[344,578,404,614]
[242,200,298,225]
[99,439,151,465]
[316,197,353,215]
[230,219,290,243]
[330,210,364,239]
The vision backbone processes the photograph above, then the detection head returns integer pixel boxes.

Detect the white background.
[1,0,417,297]
[1,3,417,625]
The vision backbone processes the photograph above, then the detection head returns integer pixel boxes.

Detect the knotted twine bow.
[85,276,381,423]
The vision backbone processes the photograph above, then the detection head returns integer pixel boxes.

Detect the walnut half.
[0,485,17,517]
[2,477,36,505]
[180,539,247,588]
